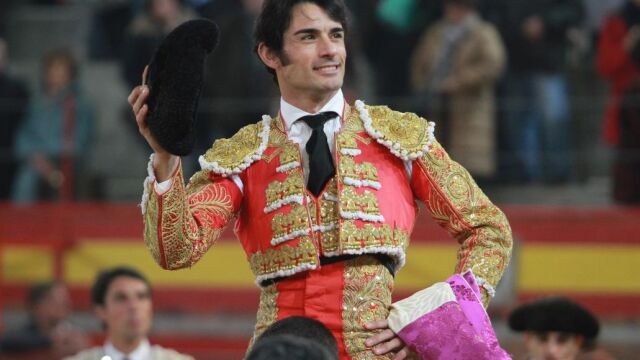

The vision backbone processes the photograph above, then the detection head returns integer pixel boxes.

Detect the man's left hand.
[365,319,411,360]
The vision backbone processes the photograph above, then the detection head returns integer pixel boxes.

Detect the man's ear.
[95,305,107,322]
[257,42,282,71]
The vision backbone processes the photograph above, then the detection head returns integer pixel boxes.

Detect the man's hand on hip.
[365,319,411,360]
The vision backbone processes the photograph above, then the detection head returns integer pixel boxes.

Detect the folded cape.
[388,271,510,360]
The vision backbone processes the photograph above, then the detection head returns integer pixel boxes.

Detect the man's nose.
[318,35,337,57]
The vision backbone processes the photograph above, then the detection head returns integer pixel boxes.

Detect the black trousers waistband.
[259,253,395,287]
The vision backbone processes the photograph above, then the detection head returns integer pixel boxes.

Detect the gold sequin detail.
[265,174,305,210]
[202,121,263,170]
[368,106,432,155]
[340,221,393,250]
[278,143,301,168]
[271,205,311,242]
[340,187,383,217]
[149,170,235,270]
[340,157,380,186]
[249,236,318,277]
[343,256,394,359]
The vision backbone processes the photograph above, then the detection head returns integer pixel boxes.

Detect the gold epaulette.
[354,100,436,161]
[198,115,273,176]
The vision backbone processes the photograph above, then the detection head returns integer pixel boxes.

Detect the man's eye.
[332,32,344,39]
[302,35,314,40]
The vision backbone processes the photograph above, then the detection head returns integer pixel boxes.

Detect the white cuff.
[155,179,173,195]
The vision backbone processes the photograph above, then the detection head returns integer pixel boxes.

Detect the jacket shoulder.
[150,345,195,360]
[355,101,435,161]
[199,115,273,176]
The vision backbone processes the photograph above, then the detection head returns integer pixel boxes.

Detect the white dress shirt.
[103,339,150,360]
[156,90,411,194]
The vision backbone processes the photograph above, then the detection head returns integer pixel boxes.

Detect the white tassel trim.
[340,210,385,223]
[341,246,406,270]
[312,223,338,233]
[355,100,436,161]
[276,161,300,173]
[271,229,312,246]
[255,262,318,286]
[264,195,305,213]
[476,277,496,298]
[140,153,156,215]
[199,115,272,176]
[343,177,382,190]
[340,148,361,156]
[323,192,339,202]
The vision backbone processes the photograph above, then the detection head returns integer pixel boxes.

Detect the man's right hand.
[128,66,179,181]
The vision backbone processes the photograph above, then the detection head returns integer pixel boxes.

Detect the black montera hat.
[146,19,219,156]
[508,297,600,342]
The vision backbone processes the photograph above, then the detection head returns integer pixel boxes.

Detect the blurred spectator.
[120,0,197,89]
[11,48,94,203]
[199,0,273,140]
[88,1,139,60]
[0,281,88,357]
[410,0,505,178]
[362,0,442,105]
[508,297,601,360]
[0,38,29,200]
[248,316,339,360]
[64,266,193,360]
[598,0,640,204]
[498,0,584,184]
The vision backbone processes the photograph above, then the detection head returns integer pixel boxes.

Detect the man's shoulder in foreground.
[63,345,195,360]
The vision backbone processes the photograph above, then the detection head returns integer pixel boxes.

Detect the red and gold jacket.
[141,101,512,303]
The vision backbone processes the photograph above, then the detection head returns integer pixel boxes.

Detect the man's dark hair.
[91,266,151,306]
[253,0,350,80]
[27,280,64,308]
[247,334,336,360]
[255,316,338,358]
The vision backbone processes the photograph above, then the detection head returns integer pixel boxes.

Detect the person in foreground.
[129,0,513,358]
[508,297,601,360]
[64,266,193,360]
[247,316,339,360]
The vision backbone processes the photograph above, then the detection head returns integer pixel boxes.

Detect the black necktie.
[298,111,338,196]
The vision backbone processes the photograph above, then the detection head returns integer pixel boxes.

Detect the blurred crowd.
[0,0,639,204]
[0,267,615,359]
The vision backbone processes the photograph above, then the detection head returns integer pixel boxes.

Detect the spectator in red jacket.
[598,0,640,203]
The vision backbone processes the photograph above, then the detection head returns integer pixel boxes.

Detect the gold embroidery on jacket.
[417,139,512,304]
[271,205,311,244]
[340,221,393,250]
[249,236,318,276]
[247,284,279,354]
[264,174,306,213]
[202,122,263,170]
[342,256,394,358]
[143,180,161,263]
[340,187,383,219]
[368,106,432,155]
[340,157,380,189]
[318,180,340,253]
[157,171,235,269]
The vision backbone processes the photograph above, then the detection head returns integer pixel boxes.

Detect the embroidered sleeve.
[142,157,242,270]
[411,140,512,306]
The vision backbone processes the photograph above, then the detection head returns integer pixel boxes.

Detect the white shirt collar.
[280,89,345,131]
[103,338,150,360]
